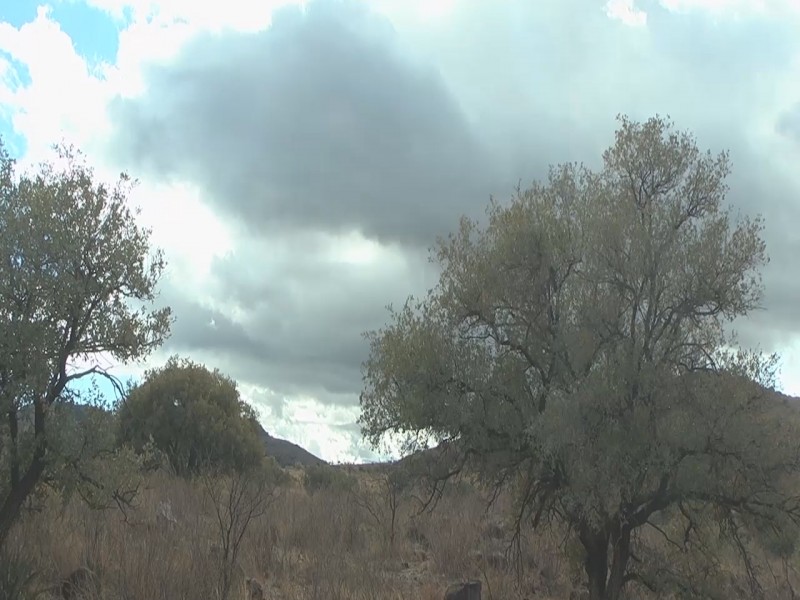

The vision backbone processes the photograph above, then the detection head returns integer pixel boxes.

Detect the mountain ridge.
[254,423,327,467]
[17,401,328,468]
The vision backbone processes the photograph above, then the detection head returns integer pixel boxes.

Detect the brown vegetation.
[1,466,578,600]
[5,461,800,600]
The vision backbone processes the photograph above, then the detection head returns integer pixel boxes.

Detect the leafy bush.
[303,464,356,495]
[117,357,265,477]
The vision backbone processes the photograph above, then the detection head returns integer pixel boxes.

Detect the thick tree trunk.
[0,455,46,549]
[579,519,633,600]
[580,525,609,600]
[0,399,48,551]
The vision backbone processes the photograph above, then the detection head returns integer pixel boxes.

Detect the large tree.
[0,140,172,549]
[117,356,266,477]
[360,116,800,600]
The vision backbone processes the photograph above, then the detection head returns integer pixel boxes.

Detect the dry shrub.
[5,467,800,600]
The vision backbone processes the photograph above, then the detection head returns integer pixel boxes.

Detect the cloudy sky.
[1,0,799,463]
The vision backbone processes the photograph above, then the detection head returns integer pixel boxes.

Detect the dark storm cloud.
[160,289,369,398]
[108,0,499,247]
[778,104,800,144]
[421,0,800,350]
[723,151,800,352]
[156,234,438,400]
[106,0,800,432]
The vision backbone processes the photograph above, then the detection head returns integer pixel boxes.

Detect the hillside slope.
[19,401,328,468]
[255,424,327,467]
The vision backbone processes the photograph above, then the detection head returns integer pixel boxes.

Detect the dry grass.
[5,467,800,599]
[5,469,573,600]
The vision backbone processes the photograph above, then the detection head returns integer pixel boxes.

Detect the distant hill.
[254,423,327,467]
[18,401,327,468]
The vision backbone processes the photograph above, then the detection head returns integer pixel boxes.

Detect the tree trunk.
[8,405,19,488]
[0,399,48,551]
[579,519,633,600]
[607,522,632,600]
[0,456,46,549]
[580,525,609,600]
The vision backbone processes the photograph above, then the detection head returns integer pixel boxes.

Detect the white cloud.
[0,5,238,281]
[3,0,800,463]
[0,6,111,165]
[242,384,382,463]
[130,180,235,283]
[606,0,648,26]
[373,0,459,23]
[659,0,800,18]
[84,0,306,31]
[777,341,800,397]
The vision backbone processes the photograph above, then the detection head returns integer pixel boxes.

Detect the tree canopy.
[117,356,266,477]
[0,139,172,550]
[360,115,800,600]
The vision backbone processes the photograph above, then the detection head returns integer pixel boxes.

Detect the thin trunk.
[389,503,397,547]
[8,404,19,488]
[607,522,632,600]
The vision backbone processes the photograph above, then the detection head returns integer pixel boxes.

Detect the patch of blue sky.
[0,117,27,158]
[0,0,39,29]
[0,49,30,157]
[0,0,122,156]
[67,370,142,409]
[2,4,137,406]
[49,1,121,69]
[1,1,121,68]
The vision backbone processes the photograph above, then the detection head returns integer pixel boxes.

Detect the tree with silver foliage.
[360,116,800,600]
[0,139,172,550]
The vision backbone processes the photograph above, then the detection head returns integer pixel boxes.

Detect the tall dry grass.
[4,468,572,600]
[4,467,800,599]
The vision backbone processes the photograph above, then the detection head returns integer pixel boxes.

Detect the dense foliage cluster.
[0,139,171,549]
[117,356,266,477]
[361,116,800,600]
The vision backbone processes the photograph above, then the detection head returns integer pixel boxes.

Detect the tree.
[351,465,412,549]
[117,356,265,476]
[43,401,154,516]
[360,115,800,600]
[0,139,171,550]
[203,458,287,600]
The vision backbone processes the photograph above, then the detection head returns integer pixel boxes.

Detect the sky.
[1,0,800,463]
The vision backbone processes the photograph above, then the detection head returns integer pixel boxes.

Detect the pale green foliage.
[360,116,800,599]
[0,141,171,392]
[0,137,171,548]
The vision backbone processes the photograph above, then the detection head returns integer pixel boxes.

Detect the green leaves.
[359,116,794,599]
[0,139,172,409]
[117,356,266,477]
[0,136,171,548]
[42,403,147,511]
